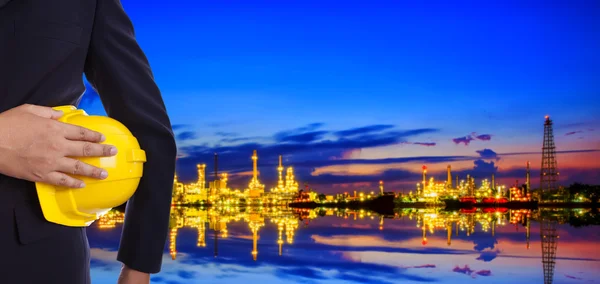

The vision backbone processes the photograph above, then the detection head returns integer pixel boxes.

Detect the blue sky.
[81,0,600,192]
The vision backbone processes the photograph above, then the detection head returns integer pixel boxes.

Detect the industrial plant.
[171,115,576,210]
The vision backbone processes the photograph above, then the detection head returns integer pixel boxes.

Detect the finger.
[58,157,108,180]
[45,171,85,188]
[64,140,117,157]
[21,104,63,119]
[60,123,106,142]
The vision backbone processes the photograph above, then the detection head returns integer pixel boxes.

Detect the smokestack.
[447,165,452,188]
[526,161,531,195]
[456,175,459,188]
[491,174,495,190]
[422,165,427,186]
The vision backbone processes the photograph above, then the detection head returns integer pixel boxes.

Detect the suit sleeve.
[83,0,177,274]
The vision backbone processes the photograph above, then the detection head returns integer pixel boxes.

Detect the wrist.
[121,264,150,276]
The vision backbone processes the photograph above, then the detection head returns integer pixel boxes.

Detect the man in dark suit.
[0,0,177,283]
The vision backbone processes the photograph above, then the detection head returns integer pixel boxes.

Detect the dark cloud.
[476,250,500,262]
[565,131,583,136]
[472,235,499,263]
[177,131,197,141]
[476,149,499,160]
[171,124,189,131]
[274,267,328,280]
[220,137,255,143]
[206,121,238,128]
[275,131,328,143]
[335,274,397,284]
[407,264,436,268]
[334,124,395,137]
[473,237,498,252]
[274,123,324,139]
[452,265,492,277]
[565,275,583,280]
[453,136,475,146]
[89,258,112,270]
[453,133,492,146]
[472,159,498,176]
[452,265,474,275]
[175,123,447,187]
[176,270,196,279]
[297,123,325,132]
[476,134,492,141]
[475,270,492,276]
[413,142,436,147]
[216,131,238,137]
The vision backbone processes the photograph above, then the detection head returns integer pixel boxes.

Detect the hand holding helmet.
[0,103,116,187]
[36,105,146,227]
[0,104,146,227]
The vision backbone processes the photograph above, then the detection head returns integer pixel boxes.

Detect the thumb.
[22,104,64,119]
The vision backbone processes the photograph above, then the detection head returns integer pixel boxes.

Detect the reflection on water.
[88,207,600,284]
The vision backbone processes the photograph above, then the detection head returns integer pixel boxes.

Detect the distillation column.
[197,164,206,191]
[252,150,258,184]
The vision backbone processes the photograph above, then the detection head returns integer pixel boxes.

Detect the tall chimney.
[526,161,531,195]
[447,165,452,188]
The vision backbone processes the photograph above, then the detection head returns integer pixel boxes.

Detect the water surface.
[87,207,600,284]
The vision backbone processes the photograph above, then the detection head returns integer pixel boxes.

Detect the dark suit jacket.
[0,0,177,274]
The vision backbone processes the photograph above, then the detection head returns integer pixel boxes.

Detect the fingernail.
[79,182,86,188]
[100,134,106,142]
[100,170,108,179]
[110,147,118,155]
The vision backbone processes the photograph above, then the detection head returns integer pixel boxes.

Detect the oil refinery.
[169,116,570,208]
[172,150,308,207]
[171,148,535,208]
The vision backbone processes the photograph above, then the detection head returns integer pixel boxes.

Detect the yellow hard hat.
[35,105,146,227]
